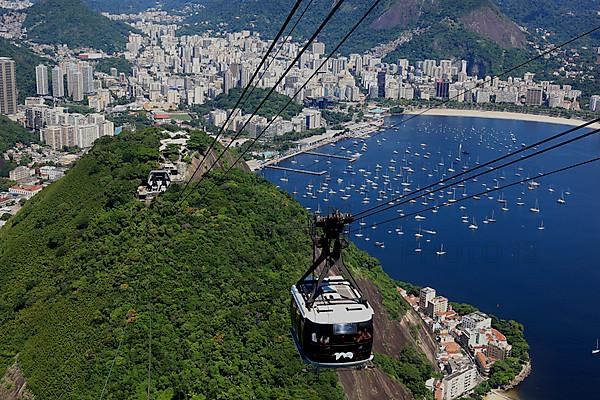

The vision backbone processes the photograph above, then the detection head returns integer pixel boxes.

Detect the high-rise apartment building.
[71,70,84,102]
[590,95,600,112]
[525,87,543,106]
[36,64,49,96]
[0,57,18,115]
[419,287,436,311]
[52,65,64,98]
[81,64,94,94]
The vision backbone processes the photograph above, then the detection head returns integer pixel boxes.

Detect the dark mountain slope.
[24,0,134,52]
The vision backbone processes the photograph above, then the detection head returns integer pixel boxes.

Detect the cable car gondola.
[291,211,374,368]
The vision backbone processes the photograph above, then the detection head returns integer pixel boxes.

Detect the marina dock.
[304,151,359,161]
[263,165,326,176]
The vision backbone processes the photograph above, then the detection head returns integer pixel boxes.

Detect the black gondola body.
[290,212,374,368]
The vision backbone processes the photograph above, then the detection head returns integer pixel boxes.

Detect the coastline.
[403,108,600,129]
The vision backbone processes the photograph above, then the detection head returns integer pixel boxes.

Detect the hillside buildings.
[400,286,514,400]
[0,57,17,115]
[24,104,114,150]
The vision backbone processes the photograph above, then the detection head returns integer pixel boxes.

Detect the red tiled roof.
[491,328,507,342]
[10,185,43,192]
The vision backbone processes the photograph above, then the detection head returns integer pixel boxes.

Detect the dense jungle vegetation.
[0,127,436,399]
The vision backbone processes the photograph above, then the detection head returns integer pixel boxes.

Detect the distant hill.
[24,0,134,52]
[80,0,599,76]
[176,0,529,76]
[0,38,50,101]
[495,0,600,43]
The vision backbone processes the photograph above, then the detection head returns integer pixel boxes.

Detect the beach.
[404,108,600,129]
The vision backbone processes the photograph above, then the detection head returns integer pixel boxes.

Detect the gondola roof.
[292,276,373,325]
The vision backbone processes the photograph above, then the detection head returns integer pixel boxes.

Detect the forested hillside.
[24,0,134,52]
[0,127,431,399]
[0,115,38,177]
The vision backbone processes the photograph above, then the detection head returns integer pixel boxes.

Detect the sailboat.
[538,220,545,230]
[530,200,540,213]
[468,217,478,230]
[501,200,509,212]
[488,210,497,223]
[415,241,422,252]
[557,193,566,204]
[593,339,600,355]
[436,244,446,256]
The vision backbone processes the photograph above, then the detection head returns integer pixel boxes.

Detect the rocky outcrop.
[183,147,250,183]
[370,0,422,30]
[461,5,526,49]
[0,362,34,400]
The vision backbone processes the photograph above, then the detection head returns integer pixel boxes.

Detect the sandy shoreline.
[403,108,600,129]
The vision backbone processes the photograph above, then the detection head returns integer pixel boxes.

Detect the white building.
[9,185,43,199]
[419,287,436,310]
[462,312,492,332]
[52,66,64,98]
[590,95,600,112]
[442,360,478,400]
[9,166,32,182]
[36,64,49,96]
[39,166,66,181]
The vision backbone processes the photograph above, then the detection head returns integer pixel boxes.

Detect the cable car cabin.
[137,170,171,201]
[147,170,171,193]
[291,275,374,368]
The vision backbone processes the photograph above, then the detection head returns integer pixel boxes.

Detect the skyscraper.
[590,95,600,112]
[52,65,64,98]
[377,71,386,98]
[36,64,49,96]
[0,57,18,115]
[435,79,450,100]
[223,70,234,95]
[71,71,84,102]
[81,64,94,94]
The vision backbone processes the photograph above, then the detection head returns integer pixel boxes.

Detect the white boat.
[375,241,385,248]
[530,200,540,213]
[415,242,422,252]
[593,339,600,355]
[488,210,497,223]
[538,220,545,231]
[501,201,509,212]
[436,244,446,256]
[557,193,566,204]
[415,226,424,239]
[468,217,478,230]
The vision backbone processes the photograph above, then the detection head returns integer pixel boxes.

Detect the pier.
[263,165,326,176]
[304,151,359,161]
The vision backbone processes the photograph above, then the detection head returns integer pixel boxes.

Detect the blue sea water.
[262,115,600,399]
